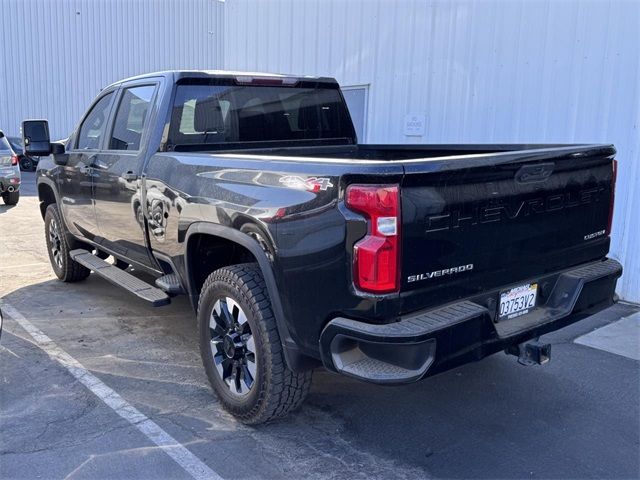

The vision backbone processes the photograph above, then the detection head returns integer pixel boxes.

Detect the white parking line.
[0,302,223,480]
[575,312,640,361]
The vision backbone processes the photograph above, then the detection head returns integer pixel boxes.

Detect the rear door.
[59,90,116,238]
[399,148,615,312]
[92,81,159,269]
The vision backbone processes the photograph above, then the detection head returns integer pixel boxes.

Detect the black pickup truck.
[23,70,622,424]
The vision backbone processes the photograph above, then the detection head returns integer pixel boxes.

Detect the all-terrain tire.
[198,263,312,424]
[44,204,91,282]
[2,190,19,205]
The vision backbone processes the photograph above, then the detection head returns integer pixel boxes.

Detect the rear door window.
[76,92,114,150]
[109,85,156,151]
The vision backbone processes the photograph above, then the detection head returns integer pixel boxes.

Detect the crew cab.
[23,70,621,424]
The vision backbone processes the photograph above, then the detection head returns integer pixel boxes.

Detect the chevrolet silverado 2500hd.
[23,70,622,424]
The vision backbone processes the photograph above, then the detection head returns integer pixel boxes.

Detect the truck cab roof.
[104,70,338,91]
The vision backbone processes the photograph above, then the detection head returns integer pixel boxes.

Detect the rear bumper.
[0,175,20,193]
[319,258,622,384]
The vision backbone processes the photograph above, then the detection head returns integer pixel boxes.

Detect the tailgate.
[400,145,615,311]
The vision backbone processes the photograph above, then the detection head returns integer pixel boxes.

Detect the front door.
[58,90,116,239]
[92,83,159,269]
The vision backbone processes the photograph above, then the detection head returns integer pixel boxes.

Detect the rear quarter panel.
[143,152,403,355]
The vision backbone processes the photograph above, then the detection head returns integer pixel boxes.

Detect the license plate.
[499,283,537,320]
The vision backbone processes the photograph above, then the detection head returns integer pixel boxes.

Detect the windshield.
[167,81,355,151]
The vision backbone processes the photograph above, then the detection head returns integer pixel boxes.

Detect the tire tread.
[198,263,312,424]
[45,204,90,282]
[2,190,19,205]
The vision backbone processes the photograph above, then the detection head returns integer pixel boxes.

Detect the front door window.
[77,92,114,150]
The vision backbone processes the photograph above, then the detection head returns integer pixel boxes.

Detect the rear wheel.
[1,190,19,205]
[44,204,90,282]
[198,263,312,424]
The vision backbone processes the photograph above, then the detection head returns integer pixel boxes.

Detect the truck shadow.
[1,276,637,479]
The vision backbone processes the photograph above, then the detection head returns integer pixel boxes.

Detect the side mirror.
[52,143,68,166]
[22,120,52,156]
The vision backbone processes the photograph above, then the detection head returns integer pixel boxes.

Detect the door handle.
[92,158,109,170]
[121,171,138,182]
[79,155,97,175]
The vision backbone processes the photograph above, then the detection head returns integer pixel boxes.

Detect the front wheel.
[44,204,90,282]
[198,263,312,424]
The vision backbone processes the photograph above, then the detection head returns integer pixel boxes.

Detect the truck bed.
[202,142,614,165]
[171,142,615,327]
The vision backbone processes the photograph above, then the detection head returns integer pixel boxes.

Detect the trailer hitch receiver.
[506,340,551,366]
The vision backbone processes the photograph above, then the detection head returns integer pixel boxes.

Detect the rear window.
[167,81,355,150]
[0,137,13,166]
[0,137,11,153]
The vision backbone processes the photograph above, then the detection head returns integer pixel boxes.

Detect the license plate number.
[499,283,537,320]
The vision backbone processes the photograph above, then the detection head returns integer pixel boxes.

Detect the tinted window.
[77,92,114,150]
[0,137,13,166]
[109,85,156,151]
[167,83,354,150]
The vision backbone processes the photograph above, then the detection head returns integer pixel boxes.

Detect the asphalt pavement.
[1,172,639,479]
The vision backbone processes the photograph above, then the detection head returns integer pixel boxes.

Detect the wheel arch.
[184,222,279,308]
[183,222,316,372]
[38,180,58,219]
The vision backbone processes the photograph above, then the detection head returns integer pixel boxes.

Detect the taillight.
[10,154,19,166]
[606,159,617,236]
[345,184,400,293]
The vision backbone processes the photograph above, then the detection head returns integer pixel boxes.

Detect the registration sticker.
[499,283,537,320]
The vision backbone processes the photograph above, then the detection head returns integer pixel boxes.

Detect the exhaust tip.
[7,186,14,193]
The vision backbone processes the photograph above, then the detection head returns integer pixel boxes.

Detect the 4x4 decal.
[279,175,334,192]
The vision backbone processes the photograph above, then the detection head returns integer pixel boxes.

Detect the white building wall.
[223,0,640,303]
[0,0,224,140]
